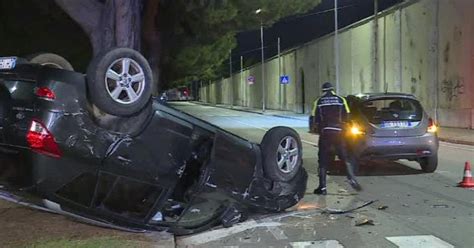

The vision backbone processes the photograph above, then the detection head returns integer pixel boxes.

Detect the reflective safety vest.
[311,91,350,132]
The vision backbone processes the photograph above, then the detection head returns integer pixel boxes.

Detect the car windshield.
[360,98,422,124]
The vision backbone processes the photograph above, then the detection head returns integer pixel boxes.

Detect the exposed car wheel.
[419,155,438,173]
[261,127,303,182]
[27,53,74,71]
[87,48,153,117]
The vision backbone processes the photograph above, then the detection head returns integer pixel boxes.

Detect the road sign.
[280,75,290,85]
[247,75,255,85]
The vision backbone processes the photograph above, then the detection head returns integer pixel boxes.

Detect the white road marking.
[176,219,281,246]
[267,226,288,240]
[290,240,344,248]
[386,235,454,248]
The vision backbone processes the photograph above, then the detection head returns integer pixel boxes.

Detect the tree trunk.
[55,0,142,55]
[143,0,161,94]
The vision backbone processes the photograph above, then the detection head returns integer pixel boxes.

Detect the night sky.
[234,0,403,71]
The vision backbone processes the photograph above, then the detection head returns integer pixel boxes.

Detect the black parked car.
[0,48,306,234]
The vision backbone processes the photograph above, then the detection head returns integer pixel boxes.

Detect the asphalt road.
[171,102,474,248]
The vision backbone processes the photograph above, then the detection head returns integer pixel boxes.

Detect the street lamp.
[334,0,340,94]
[256,8,265,112]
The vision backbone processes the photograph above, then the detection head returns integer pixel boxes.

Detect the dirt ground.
[0,200,175,248]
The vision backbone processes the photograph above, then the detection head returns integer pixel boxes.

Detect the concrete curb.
[439,138,474,146]
[192,102,473,146]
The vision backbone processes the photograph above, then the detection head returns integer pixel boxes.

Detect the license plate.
[381,121,409,128]
[0,57,17,70]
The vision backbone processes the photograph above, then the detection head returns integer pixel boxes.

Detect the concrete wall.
[200,0,474,129]
[436,0,474,128]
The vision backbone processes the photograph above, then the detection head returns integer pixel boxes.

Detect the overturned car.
[0,48,307,234]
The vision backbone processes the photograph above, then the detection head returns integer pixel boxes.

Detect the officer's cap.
[322,82,334,92]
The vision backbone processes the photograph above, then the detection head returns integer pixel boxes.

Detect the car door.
[94,108,195,222]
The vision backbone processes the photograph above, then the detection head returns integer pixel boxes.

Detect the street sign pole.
[229,50,233,108]
[278,37,282,110]
[334,0,340,94]
[261,20,266,112]
[241,55,244,106]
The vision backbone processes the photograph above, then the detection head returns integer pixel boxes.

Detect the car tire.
[261,127,303,182]
[86,48,153,117]
[419,155,438,173]
[27,53,74,71]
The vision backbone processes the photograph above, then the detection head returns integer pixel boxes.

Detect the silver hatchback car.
[343,93,439,172]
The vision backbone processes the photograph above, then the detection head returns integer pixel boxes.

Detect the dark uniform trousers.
[318,130,357,181]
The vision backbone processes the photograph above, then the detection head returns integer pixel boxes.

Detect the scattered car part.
[323,200,377,215]
[377,205,388,210]
[355,218,375,226]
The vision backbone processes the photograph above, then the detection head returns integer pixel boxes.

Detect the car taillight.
[26,120,62,158]
[348,123,365,135]
[35,87,56,100]
[427,118,438,133]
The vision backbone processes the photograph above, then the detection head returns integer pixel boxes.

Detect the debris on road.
[338,189,348,193]
[323,200,377,215]
[377,205,388,210]
[431,204,449,208]
[355,218,375,226]
[329,214,338,220]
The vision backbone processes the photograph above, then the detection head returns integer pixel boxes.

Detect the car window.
[361,98,422,124]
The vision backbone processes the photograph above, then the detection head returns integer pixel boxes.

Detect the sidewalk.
[194,102,474,146]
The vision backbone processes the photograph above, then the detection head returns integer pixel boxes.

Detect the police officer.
[311,82,361,195]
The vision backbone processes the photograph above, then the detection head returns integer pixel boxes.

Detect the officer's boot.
[345,160,362,191]
[313,168,327,195]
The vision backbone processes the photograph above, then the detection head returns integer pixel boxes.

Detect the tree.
[54,0,143,54]
[158,0,322,87]
[54,0,321,89]
[0,0,91,71]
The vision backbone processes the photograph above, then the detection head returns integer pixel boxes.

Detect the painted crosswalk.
[386,235,455,248]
